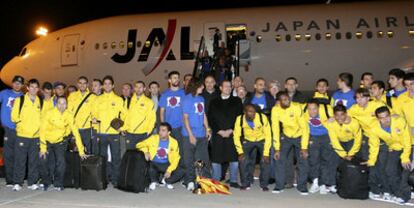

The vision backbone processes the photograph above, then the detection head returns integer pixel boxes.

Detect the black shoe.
[43,184,49,191]
[262,187,269,192]
[229,182,240,189]
[240,186,251,191]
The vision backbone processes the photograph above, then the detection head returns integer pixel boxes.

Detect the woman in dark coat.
[208,80,243,188]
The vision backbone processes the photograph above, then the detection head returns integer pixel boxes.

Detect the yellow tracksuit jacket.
[348,101,385,137]
[271,102,307,151]
[121,94,156,135]
[326,118,362,158]
[394,92,414,143]
[68,89,96,129]
[40,108,85,156]
[136,135,180,173]
[92,91,126,135]
[233,113,272,156]
[367,116,411,166]
[11,94,43,138]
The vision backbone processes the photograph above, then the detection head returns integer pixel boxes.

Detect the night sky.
[0,0,375,87]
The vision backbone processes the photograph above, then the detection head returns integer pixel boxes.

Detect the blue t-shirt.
[153,139,169,164]
[181,94,206,138]
[387,88,407,98]
[246,120,255,129]
[0,89,23,129]
[332,90,355,109]
[309,116,328,136]
[159,88,185,129]
[251,94,267,110]
[381,126,391,134]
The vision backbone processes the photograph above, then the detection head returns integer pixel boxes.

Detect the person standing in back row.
[121,81,156,150]
[182,79,212,191]
[91,75,126,187]
[159,71,186,158]
[67,76,96,154]
[333,73,355,109]
[0,75,24,187]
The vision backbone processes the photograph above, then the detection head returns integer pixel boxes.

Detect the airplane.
[1,0,414,91]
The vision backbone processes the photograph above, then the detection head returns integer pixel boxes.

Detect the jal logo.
[111,19,195,76]
[167,96,181,108]
[194,102,204,115]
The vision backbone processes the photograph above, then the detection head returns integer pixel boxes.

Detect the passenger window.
[19,47,27,56]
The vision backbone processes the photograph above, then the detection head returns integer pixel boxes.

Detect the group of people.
[0,68,413,204]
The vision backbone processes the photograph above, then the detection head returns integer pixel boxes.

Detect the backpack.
[18,95,44,116]
[303,96,331,118]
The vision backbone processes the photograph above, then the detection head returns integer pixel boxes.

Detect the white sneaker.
[299,190,309,196]
[159,178,166,187]
[393,197,407,205]
[272,189,284,194]
[369,192,381,200]
[166,184,174,190]
[411,192,414,199]
[12,184,22,191]
[319,185,328,195]
[149,182,157,191]
[383,193,392,201]
[328,185,337,193]
[28,184,39,190]
[6,184,13,188]
[309,179,320,194]
[187,182,195,191]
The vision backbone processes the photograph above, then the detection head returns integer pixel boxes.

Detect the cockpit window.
[19,47,27,56]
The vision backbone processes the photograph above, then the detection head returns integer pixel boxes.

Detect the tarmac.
[0,178,409,208]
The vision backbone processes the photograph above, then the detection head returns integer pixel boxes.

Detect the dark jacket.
[208,96,243,163]
[289,90,307,104]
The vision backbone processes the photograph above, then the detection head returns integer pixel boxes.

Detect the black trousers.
[3,127,17,184]
[369,142,389,194]
[308,134,337,186]
[239,141,270,188]
[275,137,309,192]
[385,150,411,202]
[183,137,210,184]
[39,140,67,187]
[125,133,147,150]
[149,162,185,184]
[98,134,121,186]
[13,137,40,186]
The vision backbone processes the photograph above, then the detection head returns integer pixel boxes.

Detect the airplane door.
[61,34,80,66]
[203,22,225,56]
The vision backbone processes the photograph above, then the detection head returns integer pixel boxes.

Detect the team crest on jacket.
[112,102,115,106]
[194,102,204,115]
[167,96,181,108]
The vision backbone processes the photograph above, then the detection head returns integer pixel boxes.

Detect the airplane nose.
[1,58,18,86]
